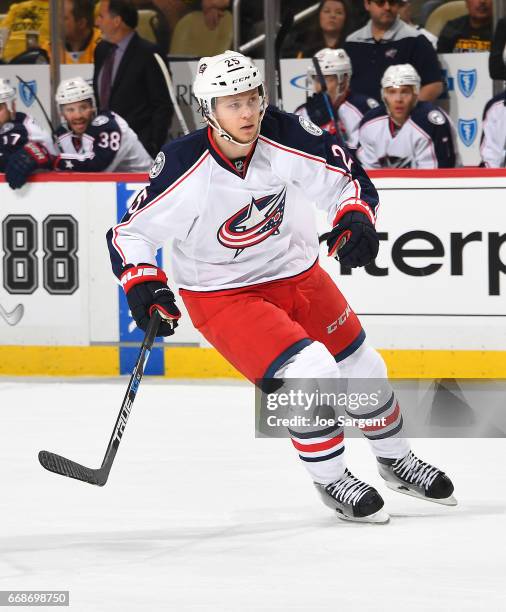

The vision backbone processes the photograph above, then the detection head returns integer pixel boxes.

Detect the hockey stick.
[311,57,340,138]
[274,10,294,110]
[154,52,190,136]
[15,75,57,139]
[38,309,162,486]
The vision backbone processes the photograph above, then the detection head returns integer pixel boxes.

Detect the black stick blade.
[38,450,106,486]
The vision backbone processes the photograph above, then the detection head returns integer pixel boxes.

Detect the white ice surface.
[0,379,504,612]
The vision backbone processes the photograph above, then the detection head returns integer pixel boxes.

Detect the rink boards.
[0,169,505,378]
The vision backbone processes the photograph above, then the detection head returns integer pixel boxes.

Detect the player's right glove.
[120,265,181,336]
[327,211,379,268]
[5,142,51,189]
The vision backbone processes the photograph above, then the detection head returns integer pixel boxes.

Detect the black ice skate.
[377,451,457,506]
[315,469,389,524]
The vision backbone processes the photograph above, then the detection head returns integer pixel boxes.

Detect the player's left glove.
[327,211,379,268]
[5,142,51,189]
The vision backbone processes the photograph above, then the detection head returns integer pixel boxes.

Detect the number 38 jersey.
[54,110,153,173]
[107,106,379,292]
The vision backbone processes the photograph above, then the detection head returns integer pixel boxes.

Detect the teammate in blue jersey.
[107,51,456,523]
[0,78,56,190]
[54,77,153,173]
[294,48,379,152]
[357,64,458,169]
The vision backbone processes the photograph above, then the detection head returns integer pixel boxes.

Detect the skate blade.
[337,509,390,524]
[385,481,458,506]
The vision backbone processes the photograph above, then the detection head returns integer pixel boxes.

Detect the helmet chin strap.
[206,100,267,148]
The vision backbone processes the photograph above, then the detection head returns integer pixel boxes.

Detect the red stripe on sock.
[361,403,400,432]
[291,433,344,453]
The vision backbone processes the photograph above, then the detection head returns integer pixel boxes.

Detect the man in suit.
[94,0,173,157]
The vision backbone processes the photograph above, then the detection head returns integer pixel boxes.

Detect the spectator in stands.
[94,0,172,157]
[0,78,55,189]
[54,77,153,172]
[169,0,232,56]
[150,0,198,38]
[0,0,50,62]
[344,0,443,103]
[480,90,506,167]
[294,47,379,152]
[286,0,351,59]
[489,17,506,80]
[357,64,457,169]
[398,0,438,49]
[63,0,101,63]
[437,0,493,53]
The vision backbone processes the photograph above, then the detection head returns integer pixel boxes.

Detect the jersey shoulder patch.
[411,102,448,132]
[88,111,120,136]
[427,109,446,125]
[348,92,380,115]
[92,114,110,127]
[148,128,208,189]
[0,122,15,135]
[149,151,165,179]
[298,114,323,136]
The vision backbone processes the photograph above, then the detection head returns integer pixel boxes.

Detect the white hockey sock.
[275,341,347,484]
[336,343,410,460]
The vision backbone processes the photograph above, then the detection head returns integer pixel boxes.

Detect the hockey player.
[107,51,456,523]
[0,78,56,190]
[54,77,153,173]
[294,48,379,151]
[357,64,457,169]
[480,90,506,167]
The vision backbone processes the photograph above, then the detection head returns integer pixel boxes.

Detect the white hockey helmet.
[308,48,352,80]
[0,78,16,113]
[193,50,266,146]
[55,77,96,109]
[381,64,420,94]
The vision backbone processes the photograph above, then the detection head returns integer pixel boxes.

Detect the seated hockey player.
[107,51,456,524]
[0,78,56,190]
[54,77,153,173]
[357,64,457,169]
[294,47,379,151]
[480,90,506,167]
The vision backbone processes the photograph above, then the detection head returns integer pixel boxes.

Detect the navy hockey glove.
[121,265,181,336]
[5,142,51,189]
[327,211,379,268]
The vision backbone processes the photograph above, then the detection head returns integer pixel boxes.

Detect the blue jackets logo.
[218,188,286,257]
[458,119,478,147]
[18,80,37,107]
[457,69,477,98]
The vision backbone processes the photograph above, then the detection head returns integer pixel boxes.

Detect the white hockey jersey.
[107,107,379,292]
[294,92,379,150]
[480,92,506,167]
[55,111,153,173]
[357,102,457,169]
